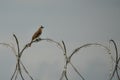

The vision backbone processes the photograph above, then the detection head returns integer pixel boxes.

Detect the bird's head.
[40,25,44,29]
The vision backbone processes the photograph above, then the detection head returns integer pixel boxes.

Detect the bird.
[29,25,44,47]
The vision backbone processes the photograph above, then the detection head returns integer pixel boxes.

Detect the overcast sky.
[0,0,120,80]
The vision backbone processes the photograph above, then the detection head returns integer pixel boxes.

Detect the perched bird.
[29,25,44,47]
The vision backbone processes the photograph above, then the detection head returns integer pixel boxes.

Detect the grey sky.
[0,0,120,80]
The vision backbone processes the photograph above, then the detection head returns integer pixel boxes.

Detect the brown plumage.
[29,25,44,47]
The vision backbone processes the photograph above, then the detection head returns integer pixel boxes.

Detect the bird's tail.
[29,40,32,47]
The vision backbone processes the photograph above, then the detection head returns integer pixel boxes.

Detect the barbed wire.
[0,34,120,80]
